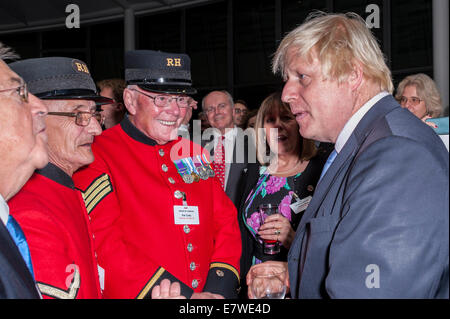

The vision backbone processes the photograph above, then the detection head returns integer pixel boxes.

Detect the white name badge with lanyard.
[174,206,199,225]
[290,195,312,214]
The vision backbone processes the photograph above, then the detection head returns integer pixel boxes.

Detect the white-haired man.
[247,12,448,299]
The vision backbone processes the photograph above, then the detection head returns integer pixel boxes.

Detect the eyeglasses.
[47,111,105,127]
[130,89,192,108]
[205,103,228,115]
[399,96,422,106]
[0,80,29,103]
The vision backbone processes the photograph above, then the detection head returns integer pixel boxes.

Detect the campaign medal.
[182,157,199,183]
[194,155,209,180]
[201,154,216,178]
[174,159,193,184]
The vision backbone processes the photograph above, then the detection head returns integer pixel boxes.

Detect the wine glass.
[250,265,287,299]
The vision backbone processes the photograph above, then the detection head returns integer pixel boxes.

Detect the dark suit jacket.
[0,221,40,299]
[202,129,256,208]
[288,95,449,298]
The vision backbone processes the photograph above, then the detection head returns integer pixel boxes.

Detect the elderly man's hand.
[151,279,187,299]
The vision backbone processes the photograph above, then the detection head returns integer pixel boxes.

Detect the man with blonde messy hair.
[247,12,448,299]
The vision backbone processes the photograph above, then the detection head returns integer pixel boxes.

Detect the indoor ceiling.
[0,0,211,34]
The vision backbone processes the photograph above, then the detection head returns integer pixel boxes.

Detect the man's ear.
[348,60,364,91]
[123,88,136,115]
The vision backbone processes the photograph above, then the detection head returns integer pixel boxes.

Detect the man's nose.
[28,93,48,116]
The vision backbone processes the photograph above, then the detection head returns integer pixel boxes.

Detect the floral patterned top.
[243,166,301,265]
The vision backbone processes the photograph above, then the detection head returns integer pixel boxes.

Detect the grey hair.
[0,42,19,61]
[395,73,443,117]
[201,90,234,109]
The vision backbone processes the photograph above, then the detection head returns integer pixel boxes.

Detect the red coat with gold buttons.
[9,163,102,299]
[73,117,241,299]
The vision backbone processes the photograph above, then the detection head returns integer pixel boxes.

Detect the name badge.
[290,195,312,214]
[174,205,200,225]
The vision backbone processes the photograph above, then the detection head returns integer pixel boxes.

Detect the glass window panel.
[90,20,124,80]
[234,83,284,112]
[0,32,39,59]
[41,50,87,62]
[334,0,384,51]
[186,2,227,88]
[391,0,432,72]
[282,0,328,35]
[234,0,277,86]
[137,11,181,53]
[42,27,87,50]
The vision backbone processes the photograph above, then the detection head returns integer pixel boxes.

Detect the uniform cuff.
[136,266,194,299]
[202,262,240,299]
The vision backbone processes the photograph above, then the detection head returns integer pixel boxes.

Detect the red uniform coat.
[9,163,102,299]
[73,116,241,298]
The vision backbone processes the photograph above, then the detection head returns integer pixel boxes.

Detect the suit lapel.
[295,95,398,232]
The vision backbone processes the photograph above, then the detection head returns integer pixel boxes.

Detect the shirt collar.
[212,126,237,139]
[335,91,389,153]
[0,194,9,226]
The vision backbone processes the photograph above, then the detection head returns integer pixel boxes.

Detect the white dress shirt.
[335,91,390,153]
[0,194,9,226]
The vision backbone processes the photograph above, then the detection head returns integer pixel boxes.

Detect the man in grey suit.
[202,90,255,208]
[247,12,448,298]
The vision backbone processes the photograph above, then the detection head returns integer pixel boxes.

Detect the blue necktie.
[6,215,35,279]
[319,149,338,181]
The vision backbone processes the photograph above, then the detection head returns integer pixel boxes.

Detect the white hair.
[272,11,393,93]
[0,42,19,61]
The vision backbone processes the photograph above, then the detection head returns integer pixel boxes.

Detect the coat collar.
[120,115,158,146]
[36,162,75,189]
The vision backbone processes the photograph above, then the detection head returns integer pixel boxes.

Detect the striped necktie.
[319,149,338,181]
[6,215,35,279]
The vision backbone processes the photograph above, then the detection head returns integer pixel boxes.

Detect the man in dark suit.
[0,43,48,298]
[201,90,255,208]
[247,12,448,298]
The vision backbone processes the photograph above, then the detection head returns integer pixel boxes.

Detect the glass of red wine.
[259,203,280,255]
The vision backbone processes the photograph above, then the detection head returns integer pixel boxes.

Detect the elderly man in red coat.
[73,50,241,299]
[9,57,112,299]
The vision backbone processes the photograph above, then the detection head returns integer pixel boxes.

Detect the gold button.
[187,243,193,252]
[159,149,165,156]
[192,279,198,289]
[183,225,190,234]
[190,262,196,271]
[168,177,175,184]
[216,270,224,277]
[162,164,168,172]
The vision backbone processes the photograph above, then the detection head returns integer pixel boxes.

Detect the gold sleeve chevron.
[80,173,113,214]
[37,267,80,299]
